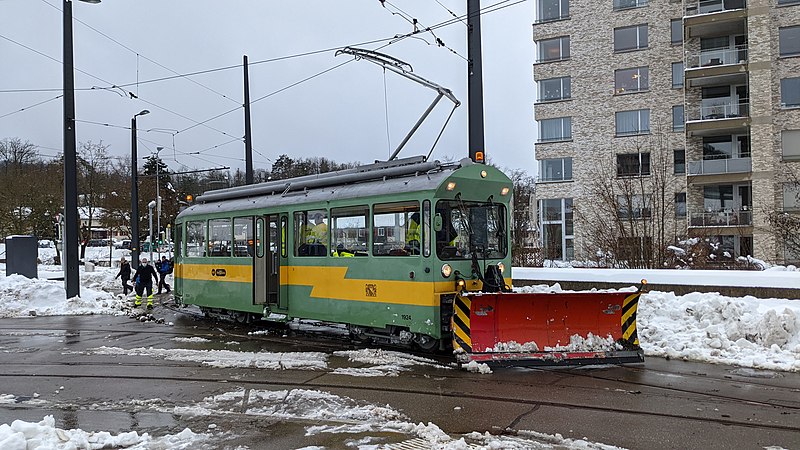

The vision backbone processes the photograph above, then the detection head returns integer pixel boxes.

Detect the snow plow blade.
[452,291,644,367]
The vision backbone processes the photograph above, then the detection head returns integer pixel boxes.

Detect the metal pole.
[131,116,140,269]
[156,148,160,258]
[148,203,154,262]
[243,55,254,185]
[63,0,80,298]
[467,0,486,164]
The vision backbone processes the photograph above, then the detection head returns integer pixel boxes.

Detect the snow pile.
[544,333,621,352]
[639,291,800,372]
[331,348,448,377]
[176,388,406,425]
[0,274,124,318]
[0,415,211,450]
[487,340,540,353]
[82,346,329,370]
[462,361,493,374]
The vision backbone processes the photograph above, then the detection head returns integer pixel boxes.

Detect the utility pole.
[467,0,486,164]
[63,0,80,298]
[130,109,149,269]
[243,55,254,185]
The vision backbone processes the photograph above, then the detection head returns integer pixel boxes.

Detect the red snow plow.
[452,288,644,367]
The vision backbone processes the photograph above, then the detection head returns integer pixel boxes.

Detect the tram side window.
[372,201,420,256]
[331,205,369,256]
[208,218,232,257]
[185,221,206,257]
[233,217,253,257]
[295,209,328,257]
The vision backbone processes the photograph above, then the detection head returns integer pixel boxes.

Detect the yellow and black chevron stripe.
[621,292,641,347]
[451,293,472,353]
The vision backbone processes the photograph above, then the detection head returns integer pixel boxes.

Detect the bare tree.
[506,168,539,266]
[77,141,111,258]
[576,128,682,268]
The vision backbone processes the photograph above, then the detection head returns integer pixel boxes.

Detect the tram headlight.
[500,187,510,196]
[441,264,452,278]
[497,262,505,273]
[480,170,488,178]
[446,182,456,191]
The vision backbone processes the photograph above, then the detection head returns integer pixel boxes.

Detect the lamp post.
[147,200,156,263]
[130,109,150,269]
[63,0,101,299]
[155,146,164,257]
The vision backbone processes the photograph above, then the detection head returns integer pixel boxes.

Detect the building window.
[614,67,648,94]
[781,78,800,107]
[784,184,800,210]
[671,19,683,44]
[780,26,800,57]
[539,198,574,261]
[613,0,648,10]
[538,117,572,142]
[615,109,650,136]
[675,193,687,217]
[614,24,648,52]
[674,149,686,174]
[782,130,800,160]
[672,62,684,88]
[538,76,571,102]
[617,153,651,177]
[536,0,569,22]
[672,105,685,131]
[539,157,573,182]
[617,195,652,219]
[537,36,570,62]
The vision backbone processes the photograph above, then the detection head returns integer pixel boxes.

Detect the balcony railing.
[686,0,746,15]
[692,101,749,121]
[689,210,752,227]
[687,157,751,175]
[687,46,747,68]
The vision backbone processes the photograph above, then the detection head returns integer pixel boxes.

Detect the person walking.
[157,255,172,294]
[115,257,132,295]
[133,257,159,308]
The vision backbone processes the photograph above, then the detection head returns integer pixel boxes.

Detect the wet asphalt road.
[0,302,799,450]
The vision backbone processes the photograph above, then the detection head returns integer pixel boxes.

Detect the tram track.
[0,361,797,434]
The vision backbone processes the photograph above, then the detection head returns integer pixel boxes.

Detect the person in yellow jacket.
[332,243,354,257]
[307,212,328,244]
[405,212,421,255]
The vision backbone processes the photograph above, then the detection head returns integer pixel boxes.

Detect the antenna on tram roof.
[336,47,460,162]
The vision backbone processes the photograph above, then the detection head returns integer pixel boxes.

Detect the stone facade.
[533,0,800,264]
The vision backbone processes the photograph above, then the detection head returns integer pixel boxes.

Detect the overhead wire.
[0,95,63,120]
[37,0,240,105]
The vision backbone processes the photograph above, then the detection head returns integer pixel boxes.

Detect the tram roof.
[177,156,477,219]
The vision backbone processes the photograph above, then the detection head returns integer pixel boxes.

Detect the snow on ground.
[513,266,800,288]
[331,348,451,377]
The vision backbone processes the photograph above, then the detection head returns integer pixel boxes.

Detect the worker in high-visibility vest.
[332,243,354,257]
[307,212,328,244]
[405,212,421,255]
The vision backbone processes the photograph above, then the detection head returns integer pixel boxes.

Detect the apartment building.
[533,0,800,264]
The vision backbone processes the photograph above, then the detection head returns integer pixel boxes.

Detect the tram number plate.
[401,314,411,321]
[365,283,377,297]
[211,268,227,277]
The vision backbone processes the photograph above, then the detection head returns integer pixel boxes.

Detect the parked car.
[87,239,108,247]
[38,240,55,248]
[120,240,131,250]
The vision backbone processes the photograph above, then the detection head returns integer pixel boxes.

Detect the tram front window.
[435,200,507,260]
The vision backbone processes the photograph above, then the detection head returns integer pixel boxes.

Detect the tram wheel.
[414,334,440,352]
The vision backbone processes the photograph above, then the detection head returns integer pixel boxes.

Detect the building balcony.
[684,1,747,39]
[689,209,752,227]
[686,101,750,137]
[687,157,751,176]
[685,47,748,87]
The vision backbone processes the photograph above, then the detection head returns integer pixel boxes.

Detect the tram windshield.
[435,200,507,260]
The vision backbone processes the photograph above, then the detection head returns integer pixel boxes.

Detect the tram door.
[253,214,286,310]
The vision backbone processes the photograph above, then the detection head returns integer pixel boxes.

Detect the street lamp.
[131,109,150,268]
[155,146,165,256]
[147,200,156,263]
[63,0,101,299]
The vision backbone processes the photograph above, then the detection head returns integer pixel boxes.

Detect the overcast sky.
[1,0,536,177]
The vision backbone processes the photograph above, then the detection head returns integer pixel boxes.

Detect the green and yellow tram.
[173,156,512,350]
